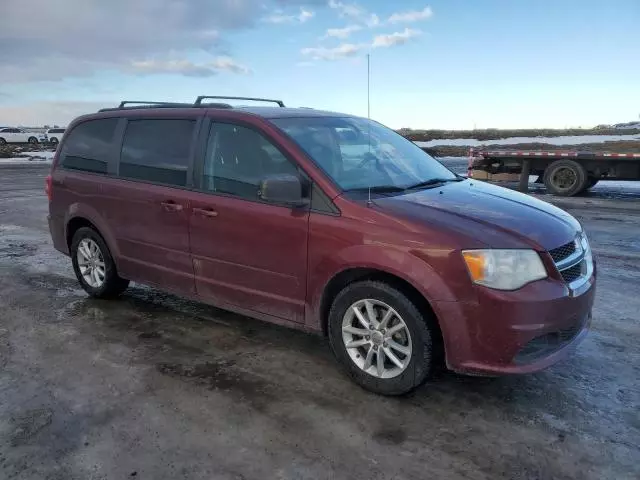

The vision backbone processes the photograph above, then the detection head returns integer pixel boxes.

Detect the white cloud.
[365,13,380,27]
[323,24,361,39]
[301,43,364,60]
[388,6,433,24]
[372,28,422,48]
[328,0,365,19]
[0,0,322,82]
[209,56,252,74]
[328,0,378,27]
[263,7,315,24]
[130,57,251,77]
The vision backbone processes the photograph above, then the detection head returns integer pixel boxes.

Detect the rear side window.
[119,119,195,187]
[60,119,118,174]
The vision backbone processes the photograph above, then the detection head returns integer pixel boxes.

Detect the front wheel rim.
[77,238,106,288]
[341,299,412,379]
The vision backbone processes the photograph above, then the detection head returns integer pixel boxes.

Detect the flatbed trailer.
[468,149,640,196]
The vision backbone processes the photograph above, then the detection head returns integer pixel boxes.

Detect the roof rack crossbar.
[194,96,285,108]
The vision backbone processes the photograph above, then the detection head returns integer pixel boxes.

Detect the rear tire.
[543,159,588,196]
[328,281,435,396]
[28,137,38,145]
[70,227,129,299]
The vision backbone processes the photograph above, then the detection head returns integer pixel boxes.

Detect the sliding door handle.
[193,207,218,218]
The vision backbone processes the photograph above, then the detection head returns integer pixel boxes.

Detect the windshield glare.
[272,116,456,191]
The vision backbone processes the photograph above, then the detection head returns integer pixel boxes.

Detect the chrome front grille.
[560,263,582,283]
[548,241,576,263]
[549,232,594,295]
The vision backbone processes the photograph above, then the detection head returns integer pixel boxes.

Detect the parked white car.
[46,128,66,144]
[0,128,47,145]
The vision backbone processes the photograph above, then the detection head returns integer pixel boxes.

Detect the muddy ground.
[0,165,638,480]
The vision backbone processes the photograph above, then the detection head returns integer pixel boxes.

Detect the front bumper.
[435,273,596,375]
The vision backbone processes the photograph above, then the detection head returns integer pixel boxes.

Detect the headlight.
[579,233,594,279]
[462,249,547,290]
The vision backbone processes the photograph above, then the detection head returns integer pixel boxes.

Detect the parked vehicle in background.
[46,96,596,395]
[470,149,640,196]
[0,127,47,145]
[47,128,66,144]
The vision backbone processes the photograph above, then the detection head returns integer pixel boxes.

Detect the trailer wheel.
[543,160,588,196]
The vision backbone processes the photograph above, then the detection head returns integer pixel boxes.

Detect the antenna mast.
[367,53,372,206]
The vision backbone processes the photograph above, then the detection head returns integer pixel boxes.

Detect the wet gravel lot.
[0,165,638,480]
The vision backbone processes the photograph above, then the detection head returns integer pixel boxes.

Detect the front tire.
[50,137,59,145]
[70,227,129,298]
[0,138,6,145]
[28,137,38,145]
[328,281,435,395]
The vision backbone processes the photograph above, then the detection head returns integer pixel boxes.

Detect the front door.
[103,117,199,295]
[189,121,309,322]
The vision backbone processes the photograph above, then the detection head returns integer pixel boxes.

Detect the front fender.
[307,243,459,329]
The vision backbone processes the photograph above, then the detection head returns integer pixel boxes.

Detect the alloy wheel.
[341,299,412,379]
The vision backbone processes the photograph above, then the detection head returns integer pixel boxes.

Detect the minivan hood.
[371,180,581,250]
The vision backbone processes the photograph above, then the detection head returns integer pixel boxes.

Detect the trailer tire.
[543,160,588,196]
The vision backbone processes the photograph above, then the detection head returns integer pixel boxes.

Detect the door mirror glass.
[259,174,308,207]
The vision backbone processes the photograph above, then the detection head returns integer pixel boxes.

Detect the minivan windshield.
[272,117,458,192]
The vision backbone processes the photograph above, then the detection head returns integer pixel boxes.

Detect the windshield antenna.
[367,53,372,207]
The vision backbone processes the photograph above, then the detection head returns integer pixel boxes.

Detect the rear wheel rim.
[341,299,412,379]
[77,238,106,288]
[551,167,577,191]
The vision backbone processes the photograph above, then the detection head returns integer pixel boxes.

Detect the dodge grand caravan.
[47,96,596,395]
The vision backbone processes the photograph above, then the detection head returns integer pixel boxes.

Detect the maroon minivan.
[47,97,596,395]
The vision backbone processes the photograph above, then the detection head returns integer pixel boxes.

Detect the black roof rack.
[118,101,190,108]
[97,96,284,113]
[98,100,233,112]
[195,95,285,107]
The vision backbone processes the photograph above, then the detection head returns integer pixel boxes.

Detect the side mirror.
[259,174,309,208]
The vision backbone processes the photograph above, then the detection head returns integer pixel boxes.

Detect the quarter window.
[60,118,118,174]
[120,119,195,187]
[202,123,299,200]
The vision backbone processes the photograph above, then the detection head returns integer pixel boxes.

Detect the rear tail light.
[45,175,52,201]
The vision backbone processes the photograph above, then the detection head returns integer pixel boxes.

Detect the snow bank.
[415,134,640,148]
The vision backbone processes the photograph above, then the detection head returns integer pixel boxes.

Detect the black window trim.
[192,116,340,215]
[58,117,121,176]
[115,114,204,189]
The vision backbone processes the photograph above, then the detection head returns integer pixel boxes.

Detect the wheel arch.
[318,267,445,365]
[64,205,120,262]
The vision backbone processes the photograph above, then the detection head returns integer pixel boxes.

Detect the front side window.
[60,118,118,174]
[271,116,457,192]
[120,119,195,187]
[201,122,299,201]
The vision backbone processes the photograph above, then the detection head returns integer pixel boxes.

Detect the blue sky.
[0,0,638,129]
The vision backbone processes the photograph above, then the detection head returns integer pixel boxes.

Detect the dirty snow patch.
[415,134,640,148]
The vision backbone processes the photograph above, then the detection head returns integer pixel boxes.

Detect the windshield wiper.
[346,185,406,193]
[405,177,462,190]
